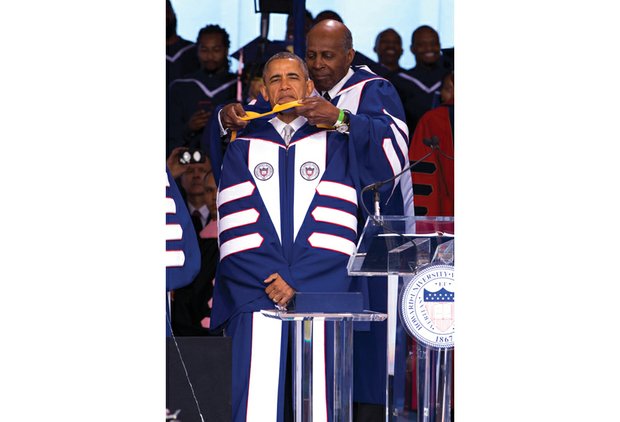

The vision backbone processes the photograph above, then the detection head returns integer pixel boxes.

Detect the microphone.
[361,147,434,218]
[359,146,434,247]
[423,136,439,148]
[425,135,454,160]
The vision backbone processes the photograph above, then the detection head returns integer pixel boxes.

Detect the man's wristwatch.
[334,109,351,133]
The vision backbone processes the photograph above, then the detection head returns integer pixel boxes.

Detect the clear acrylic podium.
[261,309,387,422]
[347,216,454,422]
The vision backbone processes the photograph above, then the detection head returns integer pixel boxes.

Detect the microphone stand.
[361,138,457,422]
[361,145,435,221]
[360,140,434,422]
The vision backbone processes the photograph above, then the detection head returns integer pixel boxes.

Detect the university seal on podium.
[400,264,454,349]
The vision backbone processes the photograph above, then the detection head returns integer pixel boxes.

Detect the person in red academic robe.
[409,71,454,217]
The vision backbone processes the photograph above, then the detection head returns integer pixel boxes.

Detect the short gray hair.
[343,25,353,50]
[262,52,309,82]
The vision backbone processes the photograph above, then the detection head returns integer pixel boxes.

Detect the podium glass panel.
[347,216,454,276]
[347,216,454,422]
[262,310,387,422]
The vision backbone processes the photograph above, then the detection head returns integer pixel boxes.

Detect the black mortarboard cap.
[231,37,291,64]
[256,0,293,14]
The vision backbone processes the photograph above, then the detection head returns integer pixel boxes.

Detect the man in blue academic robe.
[212,19,415,421]
[211,44,411,421]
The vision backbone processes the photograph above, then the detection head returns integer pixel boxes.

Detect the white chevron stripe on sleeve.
[316,181,357,205]
[218,181,256,207]
[308,232,356,256]
[218,208,260,234]
[383,109,410,142]
[382,138,402,177]
[219,233,264,260]
[165,250,185,267]
[165,223,182,241]
[165,197,176,214]
[389,123,409,163]
[311,206,357,234]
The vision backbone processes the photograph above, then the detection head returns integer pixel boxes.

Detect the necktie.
[283,124,294,145]
[191,210,202,235]
[323,91,331,101]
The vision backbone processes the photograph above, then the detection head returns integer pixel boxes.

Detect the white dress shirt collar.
[187,203,210,225]
[324,67,355,100]
[269,115,307,144]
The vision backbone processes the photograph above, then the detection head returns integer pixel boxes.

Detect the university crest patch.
[254,162,274,181]
[300,161,320,181]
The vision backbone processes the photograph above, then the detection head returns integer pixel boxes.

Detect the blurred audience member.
[167,24,237,157]
[396,25,454,135]
[180,159,212,229]
[241,63,265,103]
[313,10,343,24]
[166,0,199,87]
[374,28,405,74]
[170,156,221,335]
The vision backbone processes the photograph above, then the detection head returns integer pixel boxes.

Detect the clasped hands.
[264,272,295,309]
